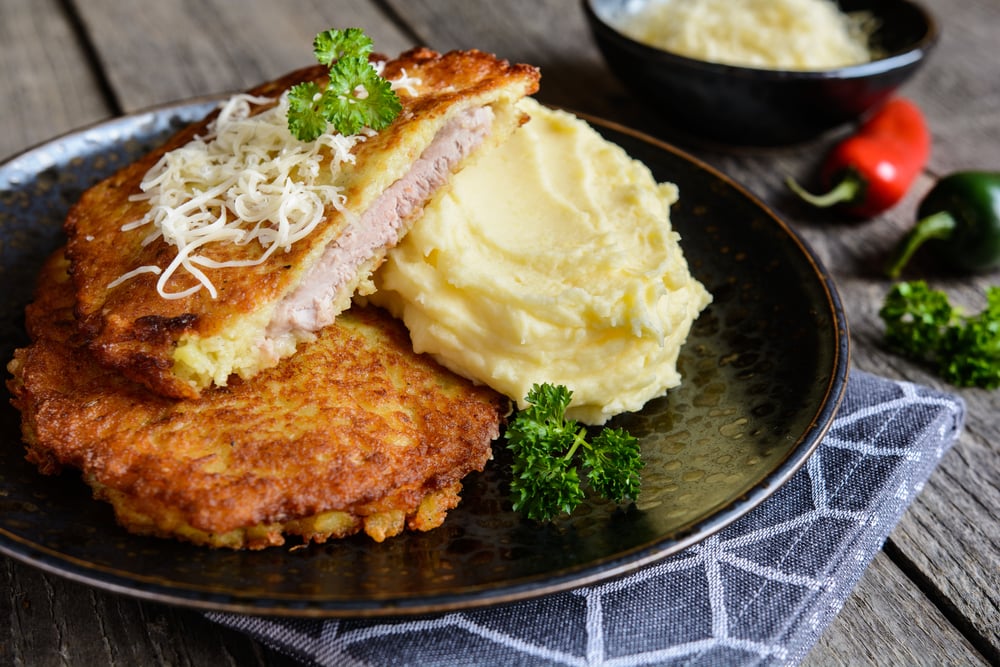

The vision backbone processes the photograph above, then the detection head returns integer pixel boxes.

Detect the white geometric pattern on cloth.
[207,371,965,667]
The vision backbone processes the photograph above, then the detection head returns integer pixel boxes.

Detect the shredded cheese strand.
[116,92,361,299]
[377,62,422,96]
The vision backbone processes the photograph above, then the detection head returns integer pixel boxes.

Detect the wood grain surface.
[1,1,996,665]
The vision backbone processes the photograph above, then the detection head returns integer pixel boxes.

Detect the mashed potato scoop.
[371,99,712,424]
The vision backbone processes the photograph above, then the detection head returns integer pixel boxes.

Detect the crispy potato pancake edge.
[7,249,508,550]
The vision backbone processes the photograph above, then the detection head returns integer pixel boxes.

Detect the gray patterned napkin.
[207,370,965,666]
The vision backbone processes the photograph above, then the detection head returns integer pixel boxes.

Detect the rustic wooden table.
[1,1,997,664]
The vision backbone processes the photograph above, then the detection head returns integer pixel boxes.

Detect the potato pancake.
[7,250,507,549]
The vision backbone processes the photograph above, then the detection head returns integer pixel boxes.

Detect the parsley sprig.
[505,383,643,521]
[287,28,402,142]
[880,281,1000,389]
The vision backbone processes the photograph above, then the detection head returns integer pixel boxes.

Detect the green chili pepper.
[886,171,1000,278]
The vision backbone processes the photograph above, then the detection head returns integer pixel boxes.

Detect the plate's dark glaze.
[0,100,849,616]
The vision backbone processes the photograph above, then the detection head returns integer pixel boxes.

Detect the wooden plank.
[382,0,637,122]
[805,552,987,666]
[1,557,295,666]
[0,0,111,159]
[889,448,1000,661]
[897,0,1000,173]
[73,0,414,111]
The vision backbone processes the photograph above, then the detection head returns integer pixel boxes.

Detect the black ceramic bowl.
[584,0,938,146]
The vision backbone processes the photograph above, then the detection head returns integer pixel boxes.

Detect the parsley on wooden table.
[880,280,1000,389]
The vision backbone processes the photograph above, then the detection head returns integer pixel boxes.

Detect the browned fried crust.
[66,48,539,399]
[7,249,507,549]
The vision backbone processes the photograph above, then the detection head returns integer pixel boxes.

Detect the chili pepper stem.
[885,211,957,279]
[786,173,863,209]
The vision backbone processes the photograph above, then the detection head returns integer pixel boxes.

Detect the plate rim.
[0,97,851,617]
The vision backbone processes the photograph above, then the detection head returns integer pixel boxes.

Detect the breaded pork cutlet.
[7,250,507,550]
[66,47,539,399]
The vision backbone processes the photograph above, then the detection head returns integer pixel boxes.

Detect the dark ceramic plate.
[0,100,849,617]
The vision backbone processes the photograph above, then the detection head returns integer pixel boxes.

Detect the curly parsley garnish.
[287,28,402,142]
[505,383,643,521]
[880,281,1000,389]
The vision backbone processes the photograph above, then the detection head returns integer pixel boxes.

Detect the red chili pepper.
[786,98,931,218]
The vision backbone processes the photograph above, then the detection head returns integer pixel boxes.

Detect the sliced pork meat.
[263,105,496,352]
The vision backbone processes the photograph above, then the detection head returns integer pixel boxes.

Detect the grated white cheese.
[376,61,423,97]
[114,65,421,301]
[112,92,359,299]
[615,0,878,70]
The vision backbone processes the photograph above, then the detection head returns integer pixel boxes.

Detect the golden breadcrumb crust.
[66,48,539,399]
